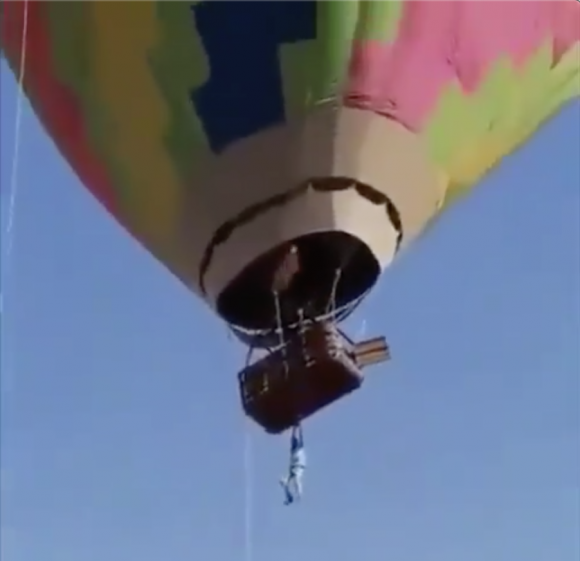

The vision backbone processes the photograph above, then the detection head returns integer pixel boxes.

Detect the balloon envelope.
[2,1,578,333]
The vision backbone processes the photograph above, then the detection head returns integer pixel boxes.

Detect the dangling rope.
[4,0,29,260]
[232,341,255,561]
[243,417,253,561]
[1,0,29,316]
[1,0,29,400]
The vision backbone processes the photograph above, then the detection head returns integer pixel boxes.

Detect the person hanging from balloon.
[280,424,306,505]
[5,0,578,513]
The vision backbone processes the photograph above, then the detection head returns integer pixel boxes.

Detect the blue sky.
[1,59,578,561]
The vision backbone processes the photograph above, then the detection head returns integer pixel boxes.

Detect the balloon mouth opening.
[216,231,380,332]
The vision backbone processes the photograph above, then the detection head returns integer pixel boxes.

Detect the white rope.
[243,420,254,561]
[1,0,29,391]
[4,0,29,261]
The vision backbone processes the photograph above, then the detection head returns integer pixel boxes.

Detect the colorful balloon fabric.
[2,1,579,331]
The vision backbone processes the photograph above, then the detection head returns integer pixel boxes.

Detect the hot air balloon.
[2,1,579,435]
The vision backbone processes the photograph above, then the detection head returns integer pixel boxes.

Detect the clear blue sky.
[1,59,578,561]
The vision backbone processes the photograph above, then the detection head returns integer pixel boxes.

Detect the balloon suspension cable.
[294,307,308,429]
[325,268,343,318]
[272,290,290,371]
[244,341,255,368]
[297,307,309,361]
